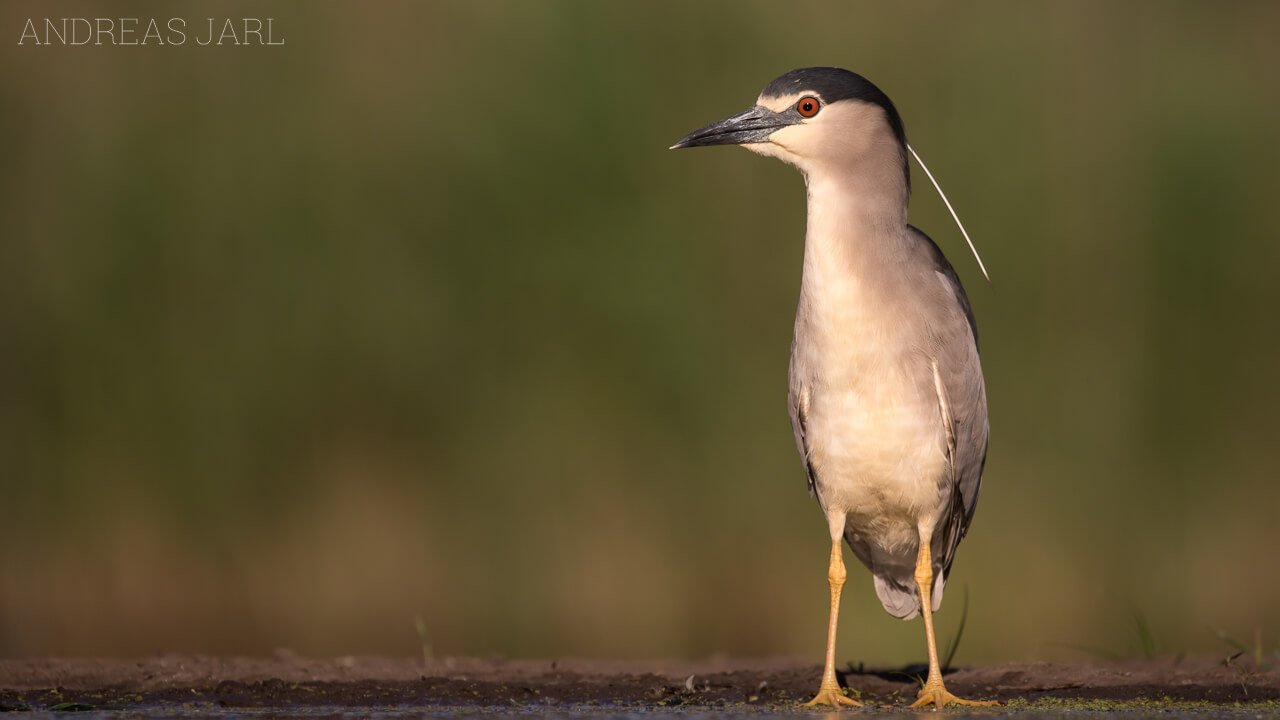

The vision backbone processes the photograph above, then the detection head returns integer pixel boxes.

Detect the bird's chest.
[790,280,948,529]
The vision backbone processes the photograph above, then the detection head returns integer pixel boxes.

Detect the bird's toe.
[909,681,996,708]
[802,683,863,708]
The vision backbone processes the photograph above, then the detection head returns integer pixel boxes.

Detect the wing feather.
[912,225,988,588]
[788,383,817,497]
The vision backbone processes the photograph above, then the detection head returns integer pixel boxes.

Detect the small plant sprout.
[413,615,433,663]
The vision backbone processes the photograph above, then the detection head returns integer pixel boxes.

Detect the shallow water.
[13,706,1280,720]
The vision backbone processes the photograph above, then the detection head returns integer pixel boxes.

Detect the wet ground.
[2,654,1278,715]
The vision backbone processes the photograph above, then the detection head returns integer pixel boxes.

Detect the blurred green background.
[2,1,1278,665]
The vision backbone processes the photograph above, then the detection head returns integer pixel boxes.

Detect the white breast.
[790,212,950,560]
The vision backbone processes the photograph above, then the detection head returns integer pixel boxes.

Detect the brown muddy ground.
[2,653,1278,711]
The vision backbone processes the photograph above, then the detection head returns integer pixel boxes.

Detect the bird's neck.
[792,164,913,368]
[800,163,911,295]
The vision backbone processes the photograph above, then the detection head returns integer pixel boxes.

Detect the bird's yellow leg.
[908,536,996,708]
[802,539,862,707]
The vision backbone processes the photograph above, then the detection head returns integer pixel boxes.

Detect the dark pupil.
[802,101,814,112]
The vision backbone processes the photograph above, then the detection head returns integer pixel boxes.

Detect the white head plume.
[907,144,990,283]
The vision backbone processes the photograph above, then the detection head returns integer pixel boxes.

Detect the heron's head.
[671,67,909,190]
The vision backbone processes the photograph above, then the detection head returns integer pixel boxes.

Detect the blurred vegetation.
[2,1,1278,664]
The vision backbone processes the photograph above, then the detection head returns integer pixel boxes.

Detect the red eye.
[796,96,820,117]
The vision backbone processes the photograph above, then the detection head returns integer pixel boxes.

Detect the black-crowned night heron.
[671,68,993,708]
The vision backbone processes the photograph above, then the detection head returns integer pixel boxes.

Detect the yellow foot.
[909,681,996,708]
[802,682,862,708]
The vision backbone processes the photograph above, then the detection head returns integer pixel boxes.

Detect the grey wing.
[787,380,817,498]
[912,226,988,581]
[934,317,988,582]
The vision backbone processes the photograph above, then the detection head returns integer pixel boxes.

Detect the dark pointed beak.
[669,105,794,149]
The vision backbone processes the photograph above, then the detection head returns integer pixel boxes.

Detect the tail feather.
[872,569,946,620]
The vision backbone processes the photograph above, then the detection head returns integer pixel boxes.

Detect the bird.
[671,67,993,708]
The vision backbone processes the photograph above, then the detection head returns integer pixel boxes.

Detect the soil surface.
[2,653,1278,711]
